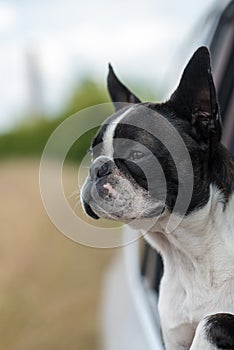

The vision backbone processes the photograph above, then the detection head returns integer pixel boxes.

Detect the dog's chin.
[86,199,165,224]
[86,200,131,222]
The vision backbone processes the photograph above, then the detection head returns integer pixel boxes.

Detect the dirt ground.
[0,159,117,350]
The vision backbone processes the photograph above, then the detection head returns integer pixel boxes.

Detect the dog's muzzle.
[81,157,117,219]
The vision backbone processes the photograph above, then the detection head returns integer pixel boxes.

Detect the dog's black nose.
[90,157,113,179]
[97,162,111,177]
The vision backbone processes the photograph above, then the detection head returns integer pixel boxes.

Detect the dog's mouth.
[81,177,123,220]
[84,183,129,221]
[81,175,165,222]
[82,200,100,220]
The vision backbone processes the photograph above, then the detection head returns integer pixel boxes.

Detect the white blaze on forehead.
[103,106,134,158]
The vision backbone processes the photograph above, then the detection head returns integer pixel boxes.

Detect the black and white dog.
[81,47,234,349]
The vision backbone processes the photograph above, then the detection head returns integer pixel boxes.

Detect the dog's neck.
[145,182,234,287]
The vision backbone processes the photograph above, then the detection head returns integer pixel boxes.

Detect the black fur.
[206,313,234,349]
[107,64,141,110]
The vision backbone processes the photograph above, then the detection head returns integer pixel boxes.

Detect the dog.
[81,47,234,349]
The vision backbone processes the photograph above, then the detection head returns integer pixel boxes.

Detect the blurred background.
[0,0,220,349]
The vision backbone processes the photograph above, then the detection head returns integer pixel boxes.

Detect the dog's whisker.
[68,189,80,200]
[73,202,79,213]
[73,198,82,213]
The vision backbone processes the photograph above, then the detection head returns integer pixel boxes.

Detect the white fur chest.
[159,256,234,328]
[144,187,234,348]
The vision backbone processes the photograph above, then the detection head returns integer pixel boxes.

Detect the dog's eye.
[128,150,144,161]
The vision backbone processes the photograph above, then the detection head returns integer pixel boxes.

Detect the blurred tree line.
[0,78,156,163]
[0,80,111,162]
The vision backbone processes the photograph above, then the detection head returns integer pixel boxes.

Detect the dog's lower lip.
[83,200,99,220]
[88,199,126,220]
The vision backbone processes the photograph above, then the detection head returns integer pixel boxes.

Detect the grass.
[0,159,118,350]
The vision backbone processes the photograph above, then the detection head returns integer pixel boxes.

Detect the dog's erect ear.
[107,64,141,111]
[170,47,221,140]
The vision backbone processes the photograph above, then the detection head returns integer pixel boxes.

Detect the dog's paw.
[190,313,234,349]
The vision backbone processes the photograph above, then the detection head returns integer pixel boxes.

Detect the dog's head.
[81,47,222,222]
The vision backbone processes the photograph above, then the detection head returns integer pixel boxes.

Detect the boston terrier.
[81,47,234,349]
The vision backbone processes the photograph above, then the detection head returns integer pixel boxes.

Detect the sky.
[0,0,220,132]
